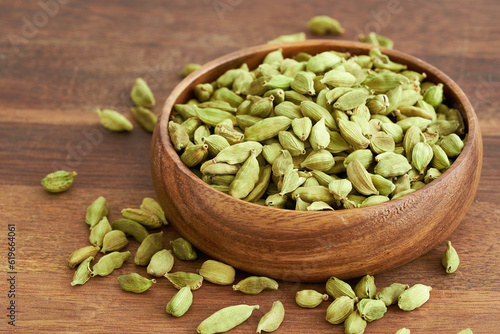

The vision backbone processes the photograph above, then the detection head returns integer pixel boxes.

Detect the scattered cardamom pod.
[97,109,133,132]
[325,296,355,325]
[308,15,344,35]
[130,78,155,108]
[170,237,197,261]
[91,251,130,277]
[198,260,235,285]
[295,290,329,308]
[89,217,112,248]
[85,196,109,228]
[71,256,94,286]
[376,283,409,306]
[134,231,163,266]
[395,328,411,334]
[130,106,157,133]
[398,283,432,311]
[181,63,201,77]
[357,298,387,322]
[196,304,259,334]
[118,273,156,293]
[165,271,204,290]
[344,310,367,334]
[456,329,473,334]
[41,170,77,193]
[101,230,128,253]
[441,240,460,274]
[121,208,162,229]
[257,301,285,333]
[354,274,377,299]
[232,276,279,295]
[166,286,193,317]
[111,218,149,243]
[147,249,174,277]
[68,245,100,269]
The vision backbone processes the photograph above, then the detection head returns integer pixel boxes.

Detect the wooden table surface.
[1,0,499,333]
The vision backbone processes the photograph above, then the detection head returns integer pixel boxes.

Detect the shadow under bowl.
[151,40,482,282]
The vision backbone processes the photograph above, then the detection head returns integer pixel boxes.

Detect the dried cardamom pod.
[199,260,235,285]
[118,273,156,293]
[361,195,390,207]
[243,165,272,202]
[424,167,442,184]
[306,51,342,73]
[291,71,316,95]
[455,329,473,334]
[89,217,112,247]
[291,117,312,141]
[325,296,355,325]
[279,131,306,156]
[71,256,93,286]
[91,251,130,277]
[135,231,163,266]
[376,283,409,306]
[85,196,109,228]
[244,116,292,142]
[166,286,193,317]
[229,150,260,199]
[180,63,201,77]
[344,310,367,334]
[170,237,197,261]
[101,230,128,253]
[440,133,464,157]
[41,170,77,193]
[423,83,443,107]
[213,141,263,164]
[196,304,259,334]
[111,218,149,243]
[268,32,306,44]
[140,197,167,225]
[347,159,379,196]
[431,144,451,170]
[325,276,357,299]
[292,186,335,204]
[441,241,460,274]
[130,106,157,133]
[411,142,433,174]
[308,16,344,35]
[181,143,209,167]
[395,328,411,334]
[296,290,329,308]
[68,245,100,269]
[194,83,214,102]
[300,149,335,171]
[300,101,337,130]
[370,174,396,196]
[169,121,190,151]
[374,152,412,178]
[398,283,432,311]
[357,298,387,322]
[121,208,162,229]
[147,249,175,277]
[97,109,133,132]
[165,271,204,290]
[232,276,279,295]
[354,274,377,299]
[338,119,370,149]
[257,301,285,333]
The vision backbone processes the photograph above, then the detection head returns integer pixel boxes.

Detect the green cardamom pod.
[180,143,209,168]
[354,274,377,299]
[441,241,460,274]
[199,260,235,285]
[424,167,442,184]
[307,201,334,211]
[89,217,112,247]
[295,290,329,308]
[308,16,344,35]
[370,174,396,196]
[357,298,387,322]
[170,237,197,261]
[395,328,411,334]
[430,144,451,171]
[121,208,162,229]
[423,83,443,107]
[135,231,163,266]
[174,103,196,119]
[344,310,367,334]
[300,101,337,130]
[229,150,260,199]
[300,149,335,171]
[165,271,203,290]
[370,131,396,154]
[196,304,259,334]
[168,121,190,151]
[256,301,285,333]
[91,251,130,277]
[180,63,201,77]
[118,273,156,293]
[166,286,193,317]
[101,230,128,253]
[244,116,292,142]
[374,152,412,178]
[131,78,155,107]
[111,218,149,243]
[213,141,263,164]
[455,329,473,334]
[361,195,390,207]
[140,197,167,225]
[325,296,355,325]
[194,83,214,102]
[85,196,109,228]
[279,131,306,156]
[291,117,312,142]
[309,117,330,150]
[291,71,316,95]
[325,277,357,299]
[97,109,133,131]
[338,119,370,149]
[291,186,335,204]
[328,179,352,201]
[376,283,409,306]
[398,283,432,311]
[306,51,342,73]
[71,256,93,286]
[147,249,174,277]
[41,170,77,193]
[130,106,157,133]
[268,32,306,44]
[68,245,100,269]
[243,165,272,202]
[440,133,464,157]
[232,276,279,295]
[274,101,303,119]
[347,160,379,196]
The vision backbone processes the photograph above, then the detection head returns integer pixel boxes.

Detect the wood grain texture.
[152,41,482,282]
[0,0,499,333]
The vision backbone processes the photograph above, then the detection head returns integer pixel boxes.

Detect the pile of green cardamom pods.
[66,193,463,333]
[169,47,466,210]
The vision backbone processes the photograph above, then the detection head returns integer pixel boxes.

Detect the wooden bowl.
[151,41,482,282]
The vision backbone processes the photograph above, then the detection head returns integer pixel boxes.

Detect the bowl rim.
[158,40,480,217]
